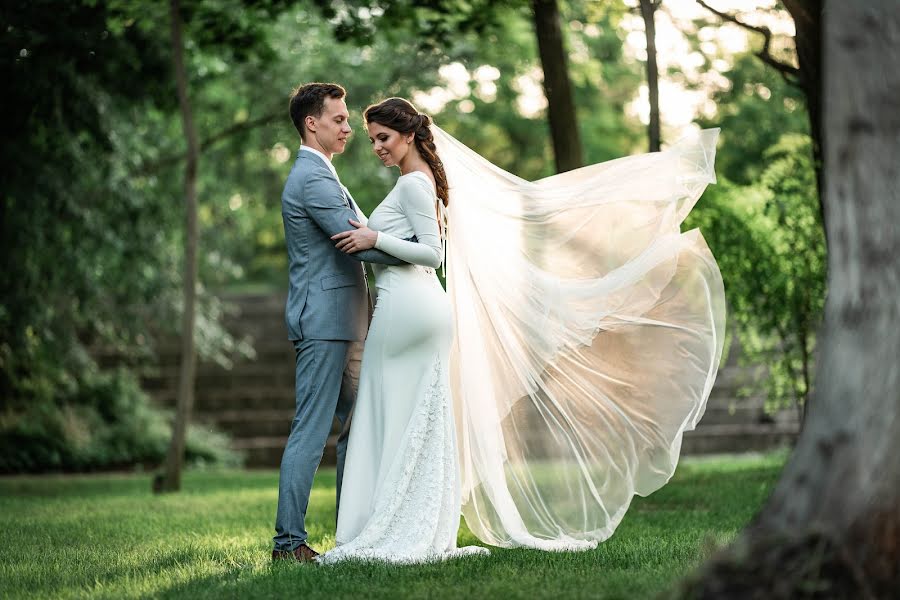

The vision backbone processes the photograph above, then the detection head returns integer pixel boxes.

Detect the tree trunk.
[156,0,200,494]
[531,0,583,172]
[696,0,825,242]
[797,321,810,424]
[680,3,900,597]
[639,0,661,152]
[782,0,825,236]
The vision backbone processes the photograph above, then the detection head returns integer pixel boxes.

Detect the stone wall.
[142,293,799,467]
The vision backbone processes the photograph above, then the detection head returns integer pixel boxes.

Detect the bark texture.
[783,0,825,231]
[639,0,661,152]
[531,0,583,172]
[680,2,900,597]
[156,0,200,494]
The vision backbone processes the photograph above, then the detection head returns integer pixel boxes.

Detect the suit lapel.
[299,150,352,210]
[342,185,359,215]
[338,181,356,212]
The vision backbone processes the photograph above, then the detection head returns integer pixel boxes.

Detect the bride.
[320,97,725,563]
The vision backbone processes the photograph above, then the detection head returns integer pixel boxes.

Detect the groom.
[272,82,407,561]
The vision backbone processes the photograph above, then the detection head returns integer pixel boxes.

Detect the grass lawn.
[0,452,787,599]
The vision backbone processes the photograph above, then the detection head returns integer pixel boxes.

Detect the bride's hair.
[364,98,449,208]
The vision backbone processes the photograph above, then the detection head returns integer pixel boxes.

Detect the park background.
[6,1,892,599]
[2,0,820,474]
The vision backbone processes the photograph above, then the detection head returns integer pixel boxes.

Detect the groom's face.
[308,96,352,156]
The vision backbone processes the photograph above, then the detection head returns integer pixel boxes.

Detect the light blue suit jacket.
[281,149,405,341]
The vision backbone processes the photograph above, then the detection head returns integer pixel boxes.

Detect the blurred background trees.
[1,0,825,472]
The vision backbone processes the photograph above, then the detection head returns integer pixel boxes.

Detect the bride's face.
[367,122,412,168]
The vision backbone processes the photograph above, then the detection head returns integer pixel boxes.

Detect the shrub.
[0,368,241,473]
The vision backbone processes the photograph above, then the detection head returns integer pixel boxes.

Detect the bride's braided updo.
[364,98,449,208]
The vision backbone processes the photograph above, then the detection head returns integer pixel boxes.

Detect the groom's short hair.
[289,82,347,141]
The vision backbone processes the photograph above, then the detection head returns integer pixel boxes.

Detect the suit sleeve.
[303,171,407,266]
[347,196,367,226]
[373,177,443,268]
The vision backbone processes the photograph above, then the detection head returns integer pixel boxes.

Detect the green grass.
[0,452,787,599]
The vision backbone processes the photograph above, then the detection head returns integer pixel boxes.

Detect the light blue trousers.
[273,339,361,551]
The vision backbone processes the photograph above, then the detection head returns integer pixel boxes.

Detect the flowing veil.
[433,126,726,550]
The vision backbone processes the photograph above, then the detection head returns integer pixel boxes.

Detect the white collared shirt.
[300,145,340,181]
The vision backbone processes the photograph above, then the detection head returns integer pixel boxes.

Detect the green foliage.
[0,367,240,473]
[0,0,283,470]
[126,0,642,297]
[755,134,825,413]
[310,0,521,49]
[0,454,785,598]
[686,134,825,414]
[697,53,809,186]
[2,0,177,404]
[570,0,646,161]
[3,0,824,463]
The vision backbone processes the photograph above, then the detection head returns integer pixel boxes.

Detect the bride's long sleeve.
[373,175,443,268]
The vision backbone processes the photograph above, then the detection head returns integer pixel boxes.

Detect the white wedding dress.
[319,171,489,564]
[321,127,725,562]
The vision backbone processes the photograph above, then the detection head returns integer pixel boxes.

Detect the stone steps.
[227,423,800,470]
[682,423,799,454]
[198,409,296,438]
[126,292,798,468]
[154,388,295,412]
[137,345,294,369]
[699,405,771,426]
[233,434,338,469]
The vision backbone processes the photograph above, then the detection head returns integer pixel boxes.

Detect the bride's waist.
[374,264,441,288]
[374,263,438,276]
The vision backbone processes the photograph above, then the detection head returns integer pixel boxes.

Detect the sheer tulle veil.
[432,125,726,550]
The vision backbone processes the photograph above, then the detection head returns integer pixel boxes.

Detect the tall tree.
[696,0,824,233]
[638,0,662,152]
[156,0,200,493]
[682,2,900,596]
[1,0,301,473]
[312,0,585,173]
[531,0,584,170]
[782,0,821,197]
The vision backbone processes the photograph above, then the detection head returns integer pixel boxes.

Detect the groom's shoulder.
[284,153,341,205]
[286,152,336,187]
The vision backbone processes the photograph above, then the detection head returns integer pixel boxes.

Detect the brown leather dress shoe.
[272,543,320,563]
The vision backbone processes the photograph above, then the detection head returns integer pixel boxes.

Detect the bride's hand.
[332,219,377,253]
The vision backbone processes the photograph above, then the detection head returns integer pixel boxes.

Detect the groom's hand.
[332,219,378,254]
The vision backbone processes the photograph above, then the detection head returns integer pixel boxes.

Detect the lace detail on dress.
[319,355,489,564]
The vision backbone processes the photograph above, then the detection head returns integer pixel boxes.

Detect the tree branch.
[140,109,283,175]
[696,0,800,85]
